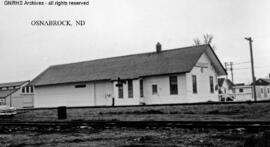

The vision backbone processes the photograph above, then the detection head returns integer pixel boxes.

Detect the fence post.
[57,106,67,119]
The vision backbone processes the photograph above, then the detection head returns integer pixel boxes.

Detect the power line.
[233,67,250,70]
[233,61,250,65]
[232,65,270,71]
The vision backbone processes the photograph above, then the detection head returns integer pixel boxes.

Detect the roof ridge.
[0,80,29,85]
[0,80,29,88]
[50,44,209,68]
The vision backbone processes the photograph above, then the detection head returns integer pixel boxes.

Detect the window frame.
[192,75,197,94]
[209,76,214,93]
[140,79,144,97]
[169,76,178,95]
[26,86,29,93]
[152,84,158,95]
[127,80,133,98]
[74,84,86,88]
[30,86,34,93]
[118,85,124,98]
[239,88,243,93]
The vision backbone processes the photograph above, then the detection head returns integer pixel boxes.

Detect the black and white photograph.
[0,0,270,146]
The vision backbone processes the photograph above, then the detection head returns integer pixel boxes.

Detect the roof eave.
[206,44,227,76]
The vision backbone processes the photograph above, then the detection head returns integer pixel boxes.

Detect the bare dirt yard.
[7,101,270,121]
[0,126,267,147]
[1,102,270,146]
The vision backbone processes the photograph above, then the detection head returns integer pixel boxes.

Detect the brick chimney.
[156,42,162,53]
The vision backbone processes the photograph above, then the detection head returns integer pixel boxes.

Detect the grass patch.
[99,109,164,115]
[6,102,270,121]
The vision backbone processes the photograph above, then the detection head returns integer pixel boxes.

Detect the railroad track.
[0,121,270,130]
[19,100,270,111]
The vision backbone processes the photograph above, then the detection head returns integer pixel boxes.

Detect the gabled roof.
[261,78,270,83]
[234,83,245,86]
[218,78,234,89]
[0,81,29,88]
[0,81,29,98]
[31,44,226,86]
[218,78,225,87]
[253,78,270,86]
[0,89,18,98]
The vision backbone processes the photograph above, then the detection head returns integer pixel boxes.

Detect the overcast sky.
[0,0,269,84]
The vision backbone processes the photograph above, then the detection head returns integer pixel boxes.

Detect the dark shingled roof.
[0,81,29,88]
[218,78,225,87]
[252,78,270,86]
[0,89,18,98]
[261,78,270,84]
[0,81,29,98]
[218,78,234,89]
[31,44,226,86]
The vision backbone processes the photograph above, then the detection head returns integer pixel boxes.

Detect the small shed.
[0,81,34,108]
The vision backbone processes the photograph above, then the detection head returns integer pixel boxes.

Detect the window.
[200,67,204,73]
[209,76,214,93]
[152,84,158,95]
[170,76,178,95]
[22,86,34,94]
[239,88,243,93]
[30,87,34,93]
[140,80,144,97]
[0,98,6,105]
[261,88,264,94]
[128,80,133,98]
[75,84,86,88]
[268,88,270,94]
[192,75,197,94]
[118,86,123,98]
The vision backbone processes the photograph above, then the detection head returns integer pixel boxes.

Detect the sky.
[0,0,270,84]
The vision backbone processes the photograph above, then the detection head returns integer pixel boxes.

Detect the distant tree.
[193,38,201,46]
[203,34,213,44]
[193,33,216,50]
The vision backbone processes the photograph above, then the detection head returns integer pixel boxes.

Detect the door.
[95,82,113,106]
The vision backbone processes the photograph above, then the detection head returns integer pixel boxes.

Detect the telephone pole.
[245,37,257,101]
[230,62,234,83]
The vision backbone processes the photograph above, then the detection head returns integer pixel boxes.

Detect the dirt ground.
[7,102,270,122]
[0,127,262,147]
[1,103,269,146]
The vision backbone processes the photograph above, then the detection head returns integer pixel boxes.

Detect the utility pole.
[245,37,257,101]
[224,62,228,79]
[230,62,234,83]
